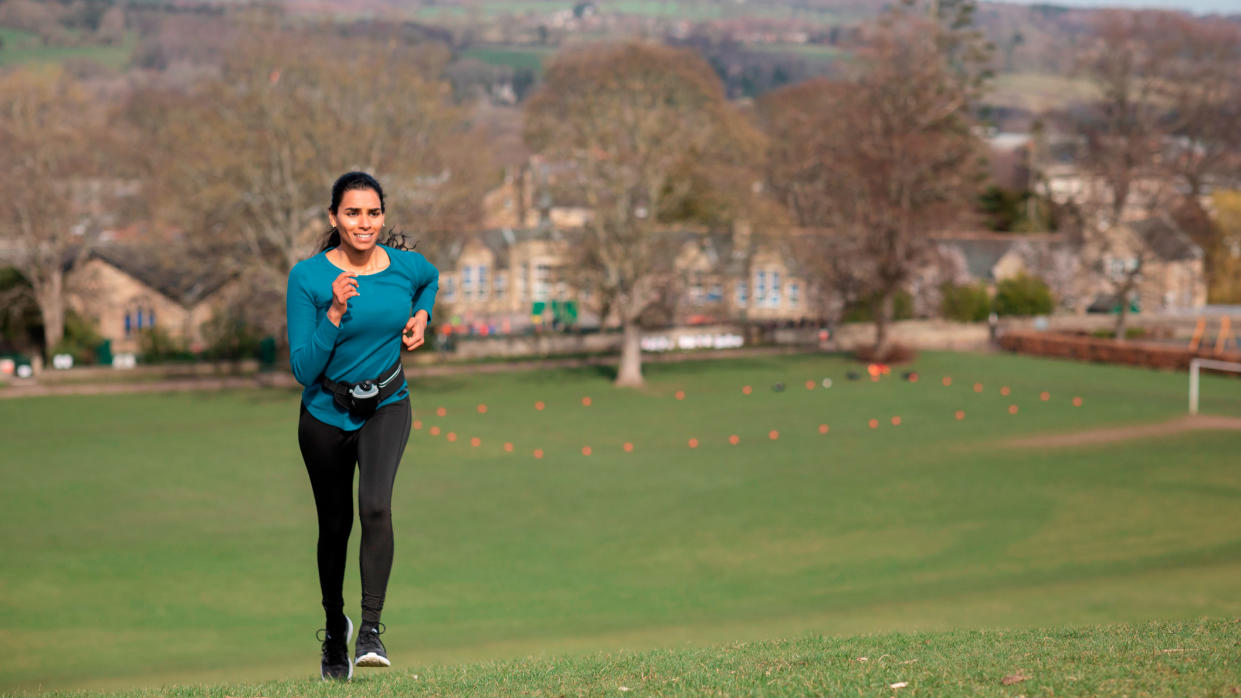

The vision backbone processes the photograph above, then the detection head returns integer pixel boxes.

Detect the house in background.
[934,219,1206,314]
[432,224,818,335]
[67,245,239,355]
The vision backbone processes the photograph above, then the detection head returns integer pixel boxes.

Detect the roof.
[85,244,237,307]
[1128,217,1202,262]
[435,227,570,267]
[941,237,1016,280]
[933,232,1064,281]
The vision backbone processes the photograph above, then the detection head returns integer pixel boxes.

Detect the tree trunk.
[615,318,644,387]
[1113,287,1130,341]
[871,287,894,359]
[33,268,65,358]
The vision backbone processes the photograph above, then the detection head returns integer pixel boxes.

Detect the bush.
[50,310,105,365]
[138,326,194,363]
[201,309,263,361]
[994,273,1054,317]
[842,290,913,323]
[940,282,991,322]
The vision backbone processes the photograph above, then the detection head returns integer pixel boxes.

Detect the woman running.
[286,171,438,680]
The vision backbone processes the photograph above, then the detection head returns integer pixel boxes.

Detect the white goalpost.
[1188,358,1241,416]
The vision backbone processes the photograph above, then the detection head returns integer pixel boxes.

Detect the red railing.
[999,330,1241,371]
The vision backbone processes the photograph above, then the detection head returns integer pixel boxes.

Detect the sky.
[997,0,1240,13]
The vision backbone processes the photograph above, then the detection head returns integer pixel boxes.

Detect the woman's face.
[329,188,385,254]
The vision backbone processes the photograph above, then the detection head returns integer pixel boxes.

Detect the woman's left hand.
[403,311,428,352]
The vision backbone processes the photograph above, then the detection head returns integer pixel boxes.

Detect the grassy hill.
[3,351,1240,693]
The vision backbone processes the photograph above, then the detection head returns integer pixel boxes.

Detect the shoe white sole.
[355,652,391,668]
[321,616,355,681]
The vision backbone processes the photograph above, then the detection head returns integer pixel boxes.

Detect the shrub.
[994,273,1054,317]
[842,290,913,323]
[940,282,991,322]
[201,309,263,361]
[50,310,105,365]
[138,326,194,363]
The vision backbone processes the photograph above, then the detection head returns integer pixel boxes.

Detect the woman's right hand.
[326,272,358,326]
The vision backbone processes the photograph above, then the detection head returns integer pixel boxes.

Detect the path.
[1006,414,1241,448]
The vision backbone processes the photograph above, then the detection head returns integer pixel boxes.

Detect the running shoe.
[318,616,353,680]
[354,621,390,667]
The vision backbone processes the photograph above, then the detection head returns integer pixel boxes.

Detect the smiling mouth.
[355,233,374,241]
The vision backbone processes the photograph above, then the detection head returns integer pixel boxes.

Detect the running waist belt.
[322,359,405,419]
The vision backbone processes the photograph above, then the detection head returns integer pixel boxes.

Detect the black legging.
[298,398,411,627]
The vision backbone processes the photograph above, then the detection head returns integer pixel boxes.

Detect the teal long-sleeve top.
[286,244,439,431]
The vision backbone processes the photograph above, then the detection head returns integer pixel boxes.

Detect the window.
[495,271,507,298]
[443,274,456,301]
[691,272,704,304]
[478,264,489,299]
[534,263,550,301]
[737,281,748,305]
[789,282,800,307]
[769,271,781,307]
[462,265,474,300]
[707,283,723,302]
[755,271,766,307]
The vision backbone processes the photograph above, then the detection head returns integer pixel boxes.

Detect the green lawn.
[2,351,1240,693]
[460,45,557,73]
[28,619,1241,697]
[0,26,135,69]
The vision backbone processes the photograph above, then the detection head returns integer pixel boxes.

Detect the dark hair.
[318,171,412,252]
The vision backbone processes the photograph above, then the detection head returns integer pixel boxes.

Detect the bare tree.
[131,26,490,333]
[761,1,989,357]
[0,67,111,356]
[524,41,763,387]
[1072,10,1187,338]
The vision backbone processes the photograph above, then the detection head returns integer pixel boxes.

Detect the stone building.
[67,245,238,355]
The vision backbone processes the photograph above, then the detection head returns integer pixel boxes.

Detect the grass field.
[460,45,557,73]
[2,351,1240,694]
[0,26,134,69]
[27,619,1241,697]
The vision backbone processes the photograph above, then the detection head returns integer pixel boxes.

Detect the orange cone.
[818,424,829,434]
